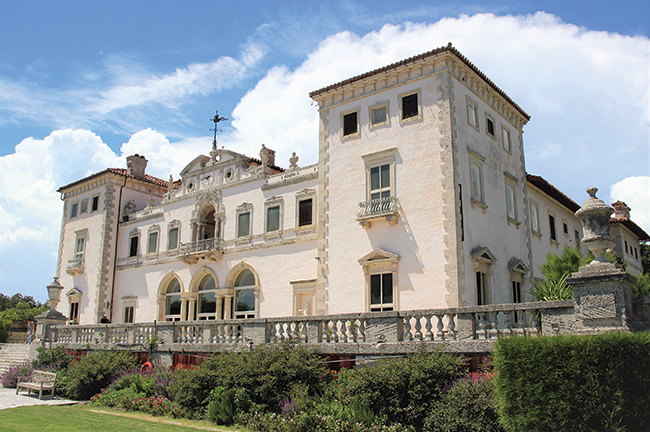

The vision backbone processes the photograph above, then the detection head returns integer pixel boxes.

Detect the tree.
[641,242,650,274]
[529,247,589,301]
[0,293,44,312]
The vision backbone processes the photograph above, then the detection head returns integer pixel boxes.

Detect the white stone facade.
[53,46,648,324]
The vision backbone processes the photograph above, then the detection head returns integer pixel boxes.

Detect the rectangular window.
[370,164,391,200]
[168,227,179,250]
[502,126,511,152]
[635,248,639,260]
[147,231,158,254]
[124,306,134,323]
[486,116,495,137]
[476,271,488,306]
[343,111,358,136]
[549,215,557,241]
[370,273,393,311]
[563,221,569,235]
[298,199,313,227]
[371,105,387,125]
[80,199,88,214]
[575,230,581,246]
[401,93,418,120]
[71,202,78,218]
[69,302,79,321]
[74,236,85,260]
[625,240,629,254]
[512,281,522,303]
[467,99,478,128]
[91,195,99,212]
[470,162,483,203]
[238,212,250,237]
[531,202,540,232]
[266,205,280,232]
[506,183,516,220]
[129,236,139,257]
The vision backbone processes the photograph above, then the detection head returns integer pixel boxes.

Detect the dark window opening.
[129,236,139,257]
[91,196,99,212]
[486,118,495,136]
[343,112,358,136]
[459,185,464,241]
[402,93,418,119]
[563,222,568,235]
[370,273,393,311]
[124,306,134,323]
[476,271,487,306]
[299,199,313,226]
[69,302,79,321]
[549,215,557,241]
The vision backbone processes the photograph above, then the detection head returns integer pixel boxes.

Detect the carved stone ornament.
[575,187,614,265]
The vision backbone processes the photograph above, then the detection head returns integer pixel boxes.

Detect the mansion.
[53,45,648,325]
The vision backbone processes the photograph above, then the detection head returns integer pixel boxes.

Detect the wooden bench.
[16,370,57,399]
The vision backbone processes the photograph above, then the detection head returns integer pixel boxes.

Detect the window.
[234,269,257,319]
[563,221,568,236]
[370,104,388,126]
[504,174,518,222]
[69,302,79,322]
[298,199,312,226]
[530,201,540,233]
[168,227,179,250]
[467,97,478,129]
[512,280,522,303]
[197,275,217,319]
[509,259,528,319]
[129,235,139,257]
[635,247,639,260]
[575,230,581,246]
[370,164,391,200]
[549,215,557,241]
[124,306,134,323]
[401,92,419,120]
[147,231,158,254]
[238,212,250,237]
[486,115,495,138]
[91,195,99,212]
[266,206,280,232]
[625,240,629,254]
[359,249,400,312]
[502,126,511,152]
[164,279,181,321]
[342,111,358,137]
[74,234,86,262]
[476,271,488,306]
[468,151,485,206]
[70,202,78,218]
[80,199,88,214]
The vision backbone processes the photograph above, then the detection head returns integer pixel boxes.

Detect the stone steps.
[0,343,31,375]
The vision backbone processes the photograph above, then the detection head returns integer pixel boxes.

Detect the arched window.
[234,269,256,319]
[197,274,217,319]
[165,279,182,321]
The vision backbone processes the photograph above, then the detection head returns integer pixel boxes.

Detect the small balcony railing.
[66,257,84,274]
[356,196,400,228]
[179,237,223,263]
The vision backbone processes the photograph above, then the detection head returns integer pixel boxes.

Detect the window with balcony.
[67,230,87,274]
[358,148,399,228]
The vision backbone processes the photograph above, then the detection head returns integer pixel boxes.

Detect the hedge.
[494,332,650,431]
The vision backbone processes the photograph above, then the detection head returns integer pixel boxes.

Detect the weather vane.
[210,110,228,151]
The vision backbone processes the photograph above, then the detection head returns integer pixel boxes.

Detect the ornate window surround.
[358,249,401,312]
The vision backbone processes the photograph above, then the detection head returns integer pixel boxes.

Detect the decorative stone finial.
[575,187,614,265]
[289,152,299,169]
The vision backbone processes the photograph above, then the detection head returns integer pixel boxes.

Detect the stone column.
[224,295,233,319]
[188,299,196,321]
[216,296,224,320]
[180,298,189,321]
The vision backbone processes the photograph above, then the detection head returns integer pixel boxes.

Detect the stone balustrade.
[46,300,576,356]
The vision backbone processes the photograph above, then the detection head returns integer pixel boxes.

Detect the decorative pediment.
[508,258,529,274]
[66,287,82,301]
[471,247,496,264]
[358,248,401,265]
[179,155,211,177]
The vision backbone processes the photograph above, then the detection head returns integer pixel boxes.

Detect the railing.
[66,257,84,274]
[356,196,400,225]
[47,300,574,354]
[179,237,223,256]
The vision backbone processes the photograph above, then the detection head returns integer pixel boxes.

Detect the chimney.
[126,154,148,177]
[259,144,276,167]
[611,200,631,220]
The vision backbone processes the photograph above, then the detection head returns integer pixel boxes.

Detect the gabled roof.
[309,43,530,121]
[57,168,167,192]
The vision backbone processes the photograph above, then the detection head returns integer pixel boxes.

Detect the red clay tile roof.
[526,174,580,213]
[58,168,168,192]
[610,218,650,241]
[309,44,530,121]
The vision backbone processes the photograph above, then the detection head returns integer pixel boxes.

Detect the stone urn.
[575,187,614,265]
[46,277,64,310]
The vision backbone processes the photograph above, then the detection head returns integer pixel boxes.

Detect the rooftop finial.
[210,110,228,151]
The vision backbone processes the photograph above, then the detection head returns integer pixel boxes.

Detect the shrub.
[634,273,650,297]
[239,410,414,432]
[423,374,503,432]
[206,386,236,425]
[59,350,139,400]
[494,332,650,431]
[168,342,330,415]
[1,361,33,388]
[33,346,72,372]
[334,351,466,430]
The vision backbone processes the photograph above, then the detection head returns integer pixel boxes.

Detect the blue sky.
[1,1,648,301]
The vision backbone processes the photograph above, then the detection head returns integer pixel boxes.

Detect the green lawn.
[0,404,248,432]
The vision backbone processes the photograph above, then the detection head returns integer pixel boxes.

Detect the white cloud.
[610,176,650,234]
